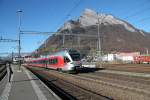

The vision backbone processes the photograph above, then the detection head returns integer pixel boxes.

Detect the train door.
[45,59,48,69]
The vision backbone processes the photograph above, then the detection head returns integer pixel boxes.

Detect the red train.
[134,55,150,64]
[26,49,82,72]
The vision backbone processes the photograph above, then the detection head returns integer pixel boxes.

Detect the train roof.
[27,49,80,62]
[47,55,63,59]
[28,55,63,62]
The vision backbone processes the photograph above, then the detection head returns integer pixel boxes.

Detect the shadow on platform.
[77,67,105,73]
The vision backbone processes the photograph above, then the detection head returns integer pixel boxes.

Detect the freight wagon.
[133,55,150,64]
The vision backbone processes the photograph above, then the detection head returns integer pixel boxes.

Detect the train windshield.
[69,49,81,61]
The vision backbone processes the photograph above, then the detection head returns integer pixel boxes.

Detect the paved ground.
[0,65,60,100]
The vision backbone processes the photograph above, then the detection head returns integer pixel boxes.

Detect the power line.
[55,0,82,29]
[123,4,150,29]
[20,30,98,37]
[123,0,150,19]
[0,38,18,42]
[20,31,53,35]
[66,0,82,17]
[0,52,12,55]
[124,7,150,19]
[137,16,150,23]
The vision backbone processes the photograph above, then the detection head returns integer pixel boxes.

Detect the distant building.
[116,52,140,62]
[102,52,140,63]
[102,54,116,62]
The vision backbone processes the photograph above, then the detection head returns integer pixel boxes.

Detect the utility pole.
[97,12,102,68]
[62,33,65,48]
[44,39,47,50]
[146,48,149,55]
[17,10,22,70]
[97,15,101,53]
[78,35,80,48]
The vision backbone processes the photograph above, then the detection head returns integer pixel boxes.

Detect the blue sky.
[0,0,150,56]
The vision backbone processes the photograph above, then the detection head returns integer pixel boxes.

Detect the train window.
[43,60,45,64]
[48,59,51,64]
[47,58,58,64]
[69,49,81,61]
[50,59,53,64]
[40,61,43,64]
[48,59,50,64]
[53,58,58,64]
[64,57,70,63]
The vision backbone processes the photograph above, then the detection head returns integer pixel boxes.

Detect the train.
[134,55,150,64]
[25,49,82,72]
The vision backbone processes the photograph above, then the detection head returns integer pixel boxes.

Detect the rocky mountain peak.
[79,8,136,32]
[59,8,137,33]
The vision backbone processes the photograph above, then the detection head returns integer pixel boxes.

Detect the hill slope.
[37,9,150,56]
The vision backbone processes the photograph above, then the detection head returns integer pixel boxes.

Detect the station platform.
[0,65,60,100]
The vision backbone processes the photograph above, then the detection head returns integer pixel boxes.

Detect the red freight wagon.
[134,56,150,64]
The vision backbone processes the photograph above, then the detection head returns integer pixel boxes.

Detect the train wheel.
[57,68,62,71]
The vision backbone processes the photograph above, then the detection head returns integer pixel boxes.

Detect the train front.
[67,49,82,71]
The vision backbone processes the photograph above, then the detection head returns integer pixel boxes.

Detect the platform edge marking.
[24,67,48,100]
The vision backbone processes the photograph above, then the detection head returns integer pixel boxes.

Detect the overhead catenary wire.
[123,0,150,19]
[121,0,150,32]
[124,7,150,19]
[136,16,150,23]
[55,0,82,29]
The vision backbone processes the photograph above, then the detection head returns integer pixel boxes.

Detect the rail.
[0,64,7,81]
[27,67,112,100]
[28,66,150,100]
[28,68,77,100]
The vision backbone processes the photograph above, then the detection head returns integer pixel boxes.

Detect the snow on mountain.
[139,30,146,36]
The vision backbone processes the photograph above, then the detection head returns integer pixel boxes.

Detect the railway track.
[102,64,150,73]
[27,66,150,100]
[91,71,150,85]
[0,64,7,81]
[78,72,150,94]
[27,67,112,100]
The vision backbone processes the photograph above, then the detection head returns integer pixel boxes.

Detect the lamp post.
[78,34,80,48]
[17,9,22,70]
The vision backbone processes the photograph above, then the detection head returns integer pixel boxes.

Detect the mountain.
[37,8,150,57]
